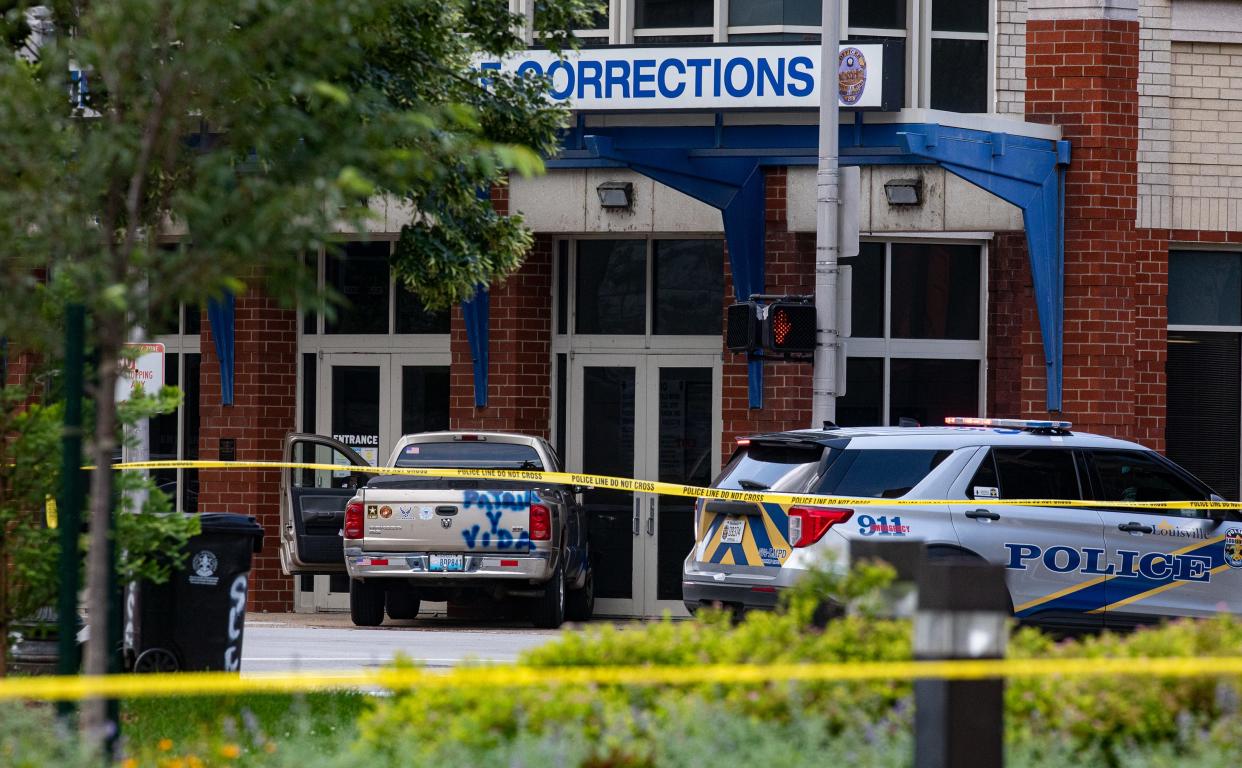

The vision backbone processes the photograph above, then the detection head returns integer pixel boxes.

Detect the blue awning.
[551,116,1069,412]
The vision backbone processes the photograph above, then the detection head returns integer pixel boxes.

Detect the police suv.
[682,418,1238,631]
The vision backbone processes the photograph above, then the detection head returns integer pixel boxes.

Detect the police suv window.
[1089,450,1210,511]
[989,449,1082,501]
[716,443,825,492]
[817,449,951,499]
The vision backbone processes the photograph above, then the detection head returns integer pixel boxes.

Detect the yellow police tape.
[109,459,1242,511]
[2,656,1241,701]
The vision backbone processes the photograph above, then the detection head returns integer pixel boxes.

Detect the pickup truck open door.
[280,433,375,575]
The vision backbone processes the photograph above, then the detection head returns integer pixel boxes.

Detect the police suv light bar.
[945,417,1073,431]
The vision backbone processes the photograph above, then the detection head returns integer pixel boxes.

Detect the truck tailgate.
[360,487,532,553]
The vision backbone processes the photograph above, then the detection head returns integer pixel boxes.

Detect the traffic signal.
[764,301,817,354]
[725,298,819,357]
[726,301,761,353]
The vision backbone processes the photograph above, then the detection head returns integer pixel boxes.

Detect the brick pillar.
[720,167,815,459]
[987,232,1043,419]
[199,287,298,612]
[449,190,553,436]
[1026,3,1141,439]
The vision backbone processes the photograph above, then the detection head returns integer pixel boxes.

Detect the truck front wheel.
[350,579,385,627]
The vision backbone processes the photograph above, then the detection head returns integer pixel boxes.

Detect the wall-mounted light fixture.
[883,178,922,206]
[596,181,634,209]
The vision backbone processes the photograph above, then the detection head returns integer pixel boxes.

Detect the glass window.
[301,353,317,433]
[325,242,390,335]
[891,243,980,340]
[292,441,367,490]
[890,358,978,427]
[330,366,381,462]
[395,441,543,469]
[1169,251,1242,327]
[182,353,200,512]
[1166,331,1239,499]
[930,39,988,113]
[836,357,883,427]
[557,240,569,335]
[395,289,450,334]
[636,0,712,27]
[555,354,567,455]
[716,442,825,491]
[933,0,987,33]
[730,32,820,42]
[992,449,1081,501]
[400,366,450,435]
[843,241,885,338]
[575,240,647,335]
[967,451,1000,500]
[653,240,723,335]
[818,449,952,498]
[849,0,904,29]
[149,352,179,502]
[1090,450,1210,507]
[730,0,820,27]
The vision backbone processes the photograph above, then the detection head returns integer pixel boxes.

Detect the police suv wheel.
[350,579,385,627]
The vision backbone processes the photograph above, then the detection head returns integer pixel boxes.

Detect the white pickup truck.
[279,431,593,628]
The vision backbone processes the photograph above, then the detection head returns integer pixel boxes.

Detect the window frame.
[551,235,726,353]
[300,239,452,355]
[841,237,988,426]
[149,303,202,514]
[1083,448,1215,512]
[515,0,995,113]
[921,0,994,113]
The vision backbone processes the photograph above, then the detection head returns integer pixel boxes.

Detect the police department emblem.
[189,550,220,586]
[192,551,218,578]
[838,47,868,106]
[1224,529,1242,568]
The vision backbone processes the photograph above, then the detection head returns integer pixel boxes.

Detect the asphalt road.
[239,611,575,674]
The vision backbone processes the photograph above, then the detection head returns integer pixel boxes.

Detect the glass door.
[644,359,720,617]
[568,354,720,618]
[317,354,393,467]
[569,355,646,618]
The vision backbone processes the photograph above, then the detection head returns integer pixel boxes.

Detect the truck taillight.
[787,507,853,548]
[530,504,551,541]
[344,501,364,540]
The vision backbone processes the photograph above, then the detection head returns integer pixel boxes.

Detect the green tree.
[0,0,594,742]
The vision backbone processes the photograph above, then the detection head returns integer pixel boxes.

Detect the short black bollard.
[913,561,1008,768]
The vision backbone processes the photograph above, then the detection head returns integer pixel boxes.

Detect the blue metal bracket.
[586,136,766,408]
[461,285,489,408]
[899,127,1071,412]
[207,292,235,406]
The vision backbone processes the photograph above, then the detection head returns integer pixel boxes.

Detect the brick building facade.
[119,0,1242,615]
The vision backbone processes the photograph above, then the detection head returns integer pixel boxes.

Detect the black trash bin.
[125,513,264,673]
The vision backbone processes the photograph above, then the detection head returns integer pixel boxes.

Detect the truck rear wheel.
[531,563,566,629]
[386,588,421,621]
[350,579,385,627]
[566,570,594,622]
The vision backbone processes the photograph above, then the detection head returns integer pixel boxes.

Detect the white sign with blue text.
[478,44,884,111]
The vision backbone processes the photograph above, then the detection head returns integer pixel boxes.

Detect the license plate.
[429,554,464,572]
[721,518,745,544]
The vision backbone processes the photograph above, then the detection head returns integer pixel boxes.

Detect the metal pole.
[812,0,841,428]
[57,304,85,718]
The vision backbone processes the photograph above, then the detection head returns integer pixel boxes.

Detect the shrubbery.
[6,559,1242,766]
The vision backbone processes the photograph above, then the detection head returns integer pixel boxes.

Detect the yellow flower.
[263,743,278,754]
[219,744,241,759]
[121,759,137,768]
[158,739,174,752]
[187,756,204,768]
